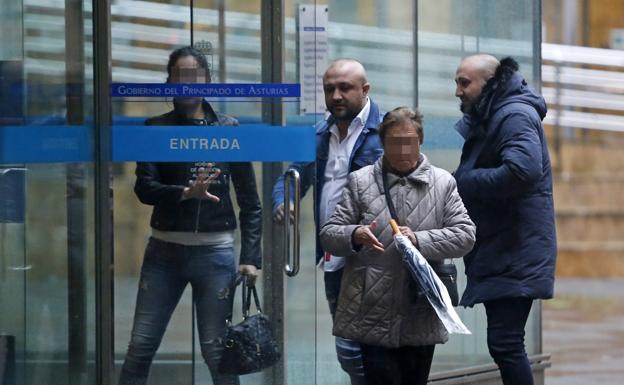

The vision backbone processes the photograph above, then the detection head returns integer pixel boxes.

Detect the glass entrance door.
[1,0,95,384]
[109,1,323,384]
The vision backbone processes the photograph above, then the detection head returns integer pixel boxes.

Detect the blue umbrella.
[390,220,471,334]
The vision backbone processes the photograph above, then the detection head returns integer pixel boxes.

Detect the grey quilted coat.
[320,155,475,348]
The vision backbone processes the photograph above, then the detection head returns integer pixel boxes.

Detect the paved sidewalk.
[543,278,624,385]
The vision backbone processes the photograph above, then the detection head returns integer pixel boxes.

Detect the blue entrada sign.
[111,83,301,98]
[113,124,315,162]
[0,124,315,163]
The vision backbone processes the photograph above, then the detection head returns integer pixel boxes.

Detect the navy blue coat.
[272,100,384,262]
[454,72,556,307]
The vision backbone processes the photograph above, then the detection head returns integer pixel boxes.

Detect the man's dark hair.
[378,106,424,145]
[166,46,211,82]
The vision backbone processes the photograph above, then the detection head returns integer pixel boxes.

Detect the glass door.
[1,1,95,385]
[110,1,321,384]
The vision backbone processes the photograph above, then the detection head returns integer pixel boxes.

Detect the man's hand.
[353,221,384,252]
[182,165,221,202]
[273,202,294,223]
[398,226,418,247]
[239,264,258,287]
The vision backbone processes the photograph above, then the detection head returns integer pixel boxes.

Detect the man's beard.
[331,106,358,122]
[460,95,482,116]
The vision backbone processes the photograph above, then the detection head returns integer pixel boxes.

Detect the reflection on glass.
[116,46,262,385]
[0,0,96,384]
[112,5,195,385]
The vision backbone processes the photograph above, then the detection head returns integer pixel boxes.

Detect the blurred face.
[455,61,488,114]
[383,121,421,174]
[170,55,207,105]
[323,65,369,122]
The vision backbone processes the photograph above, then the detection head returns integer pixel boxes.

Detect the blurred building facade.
[543,0,624,276]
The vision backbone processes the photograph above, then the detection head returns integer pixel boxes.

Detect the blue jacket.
[454,67,556,307]
[272,100,385,262]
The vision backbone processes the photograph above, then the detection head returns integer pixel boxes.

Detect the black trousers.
[484,297,534,385]
[360,343,435,385]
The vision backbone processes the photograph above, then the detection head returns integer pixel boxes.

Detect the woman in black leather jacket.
[119,46,261,385]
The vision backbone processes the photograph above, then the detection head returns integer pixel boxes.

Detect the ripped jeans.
[119,237,239,385]
[325,269,366,385]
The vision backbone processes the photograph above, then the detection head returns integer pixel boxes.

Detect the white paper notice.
[298,5,329,115]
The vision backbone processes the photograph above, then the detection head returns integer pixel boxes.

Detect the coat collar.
[172,99,219,124]
[373,154,432,193]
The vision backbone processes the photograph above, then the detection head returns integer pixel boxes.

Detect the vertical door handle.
[283,169,300,277]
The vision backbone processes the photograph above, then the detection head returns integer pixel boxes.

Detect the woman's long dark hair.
[166,46,211,83]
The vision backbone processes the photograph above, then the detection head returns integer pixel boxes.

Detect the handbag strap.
[242,280,262,318]
[382,165,456,268]
[381,165,399,223]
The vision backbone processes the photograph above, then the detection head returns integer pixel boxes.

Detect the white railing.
[20,0,624,133]
[542,43,624,133]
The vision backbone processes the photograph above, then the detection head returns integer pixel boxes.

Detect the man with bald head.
[453,55,556,385]
[273,58,384,384]
[455,54,499,114]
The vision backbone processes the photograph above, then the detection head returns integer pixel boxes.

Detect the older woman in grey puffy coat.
[320,107,476,385]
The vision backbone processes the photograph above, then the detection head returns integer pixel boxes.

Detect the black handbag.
[381,166,460,307]
[218,281,281,375]
[430,261,459,306]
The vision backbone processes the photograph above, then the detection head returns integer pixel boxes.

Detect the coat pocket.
[336,266,366,322]
[360,266,394,320]
[467,228,515,278]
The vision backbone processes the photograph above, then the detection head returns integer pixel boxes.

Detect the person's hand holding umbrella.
[389,219,471,335]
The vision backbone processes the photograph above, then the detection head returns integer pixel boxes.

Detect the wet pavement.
[543,278,624,385]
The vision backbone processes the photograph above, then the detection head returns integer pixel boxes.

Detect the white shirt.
[319,98,370,271]
[151,229,234,246]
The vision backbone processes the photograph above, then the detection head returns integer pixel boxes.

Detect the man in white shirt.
[273,59,384,385]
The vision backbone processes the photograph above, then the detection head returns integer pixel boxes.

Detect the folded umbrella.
[390,220,471,334]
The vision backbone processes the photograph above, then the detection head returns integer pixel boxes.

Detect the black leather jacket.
[134,101,262,267]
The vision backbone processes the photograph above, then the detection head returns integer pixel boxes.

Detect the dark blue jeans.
[119,238,239,385]
[325,269,366,385]
[484,297,534,385]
